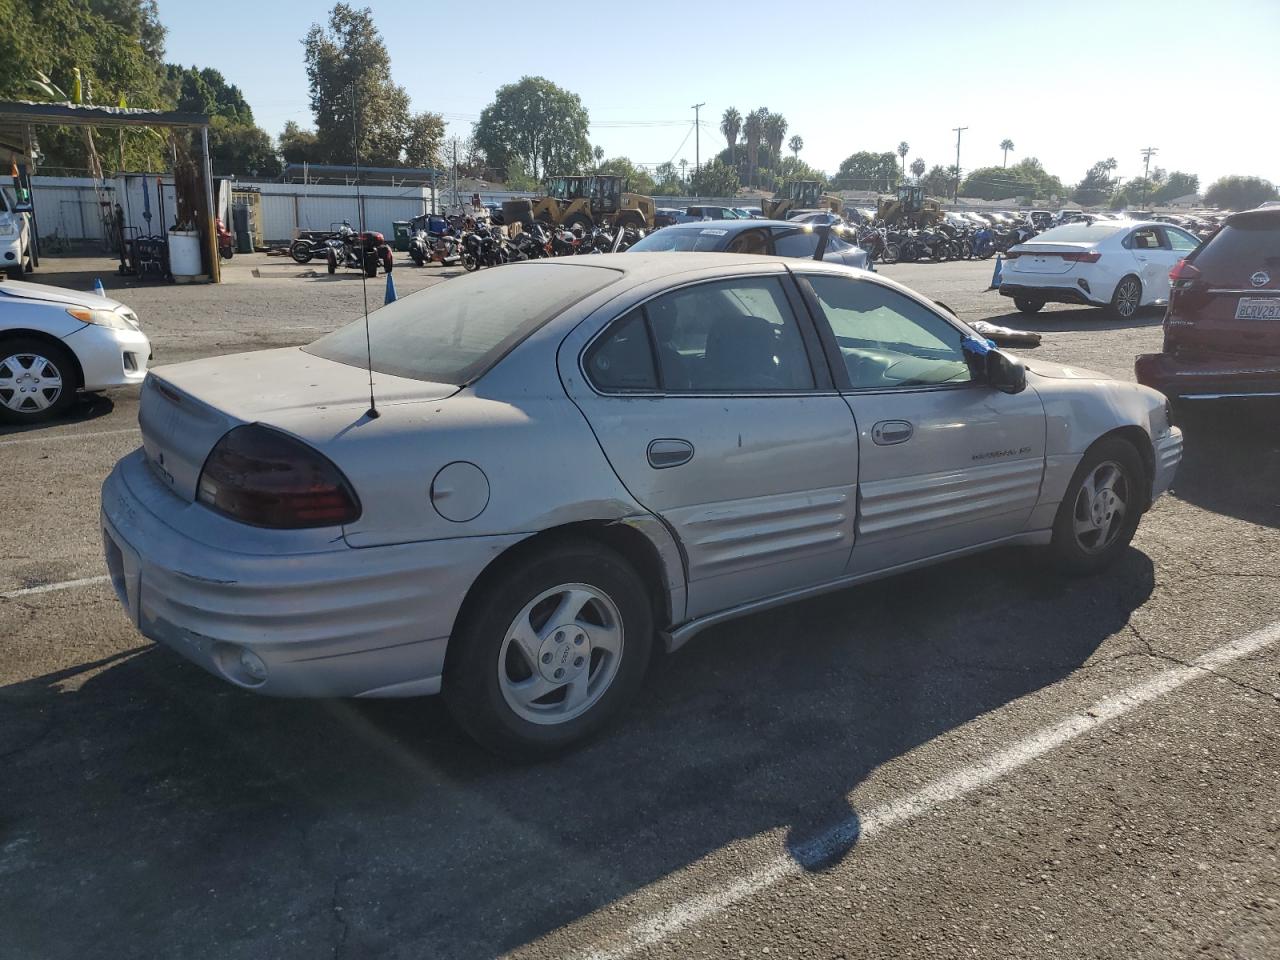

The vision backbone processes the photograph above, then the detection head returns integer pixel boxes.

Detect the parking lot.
[2,253,1277,959]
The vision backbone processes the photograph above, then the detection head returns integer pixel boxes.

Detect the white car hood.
[0,279,123,311]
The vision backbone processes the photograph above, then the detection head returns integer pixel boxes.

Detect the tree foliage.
[720,107,741,164]
[690,158,739,198]
[208,116,280,177]
[303,3,443,168]
[278,120,320,164]
[473,75,591,182]
[1204,175,1276,210]
[834,151,900,191]
[920,165,953,197]
[652,161,686,197]
[596,156,656,196]
[961,158,1063,201]
[910,157,926,179]
[1072,158,1117,205]
[1148,171,1199,205]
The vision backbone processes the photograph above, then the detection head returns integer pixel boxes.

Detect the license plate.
[1235,298,1280,320]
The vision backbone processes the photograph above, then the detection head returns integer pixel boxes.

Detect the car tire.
[1108,275,1142,320]
[6,256,25,280]
[1047,436,1146,576]
[565,213,593,235]
[0,335,78,424]
[1014,297,1044,314]
[364,252,378,278]
[444,540,655,757]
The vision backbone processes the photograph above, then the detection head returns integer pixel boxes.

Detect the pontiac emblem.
[1251,271,1270,287]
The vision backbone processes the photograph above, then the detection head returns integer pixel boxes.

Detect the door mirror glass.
[13,201,32,213]
[985,349,1027,394]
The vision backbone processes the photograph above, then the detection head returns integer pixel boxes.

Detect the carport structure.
[0,100,220,281]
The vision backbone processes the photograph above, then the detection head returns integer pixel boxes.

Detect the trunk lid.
[1166,210,1280,359]
[139,347,458,502]
[1006,242,1095,276]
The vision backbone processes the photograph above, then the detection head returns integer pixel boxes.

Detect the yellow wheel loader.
[528,175,655,231]
[762,180,844,220]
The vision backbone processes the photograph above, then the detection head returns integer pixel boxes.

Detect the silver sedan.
[102,255,1182,755]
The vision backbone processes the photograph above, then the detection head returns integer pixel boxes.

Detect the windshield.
[629,228,727,252]
[304,262,620,384]
[1028,223,1127,243]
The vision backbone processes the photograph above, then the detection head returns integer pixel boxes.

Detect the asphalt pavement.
[1,252,1276,960]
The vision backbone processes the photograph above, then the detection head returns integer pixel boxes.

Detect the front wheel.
[381,248,393,274]
[1015,297,1044,314]
[0,337,77,424]
[881,242,900,264]
[462,251,479,272]
[410,246,425,267]
[444,541,654,757]
[1108,275,1142,320]
[1047,437,1145,575]
[326,250,337,274]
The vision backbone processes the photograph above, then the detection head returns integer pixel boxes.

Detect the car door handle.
[871,420,913,445]
[647,438,694,469]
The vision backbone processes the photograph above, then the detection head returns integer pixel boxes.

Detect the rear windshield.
[304,262,620,384]
[1029,223,1126,243]
[629,229,727,252]
[1191,216,1280,272]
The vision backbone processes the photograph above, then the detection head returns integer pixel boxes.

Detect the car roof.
[655,218,817,233]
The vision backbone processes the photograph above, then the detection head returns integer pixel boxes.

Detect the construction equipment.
[530,175,656,231]
[875,184,943,227]
[762,180,844,220]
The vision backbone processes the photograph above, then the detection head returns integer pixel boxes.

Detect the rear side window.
[629,229,725,252]
[772,228,821,258]
[305,262,619,384]
[584,309,656,392]
[1191,217,1280,272]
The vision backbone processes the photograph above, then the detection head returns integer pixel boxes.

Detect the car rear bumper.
[101,449,524,698]
[1134,351,1280,399]
[999,281,1103,307]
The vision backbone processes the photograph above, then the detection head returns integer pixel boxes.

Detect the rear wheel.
[565,213,593,235]
[326,249,337,274]
[1048,437,1145,575]
[462,250,479,272]
[1108,275,1142,320]
[364,252,378,277]
[289,240,313,264]
[881,242,900,264]
[0,336,77,424]
[410,246,425,267]
[381,248,394,273]
[1014,297,1044,314]
[444,541,654,757]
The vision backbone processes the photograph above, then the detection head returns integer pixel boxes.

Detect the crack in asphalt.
[1127,623,1279,704]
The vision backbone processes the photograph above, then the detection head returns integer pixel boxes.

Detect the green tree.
[836,151,900,191]
[473,75,592,181]
[910,157,925,179]
[788,134,803,159]
[763,112,788,169]
[920,165,952,197]
[596,156,657,196]
[303,4,442,167]
[652,161,685,196]
[721,107,741,164]
[164,65,253,124]
[1000,138,1014,167]
[1072,158,1118,206]
[1204,175,1278,210]
[403,111,444,168]
[208,116,280,177]
[278,120,321,164]
[897,141,909,177]
[690,158,739,198]
[962,158,1063,201]
[742,108,767,187]
[776,156,826,184]
[1150,171,1200,205]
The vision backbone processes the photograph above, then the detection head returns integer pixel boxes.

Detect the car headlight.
[0,220,16,236]
[66,306,139,330]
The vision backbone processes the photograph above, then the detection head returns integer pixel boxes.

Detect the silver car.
[101,255,1182,755]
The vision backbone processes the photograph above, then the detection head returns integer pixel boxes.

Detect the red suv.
[1136,206,1280,400]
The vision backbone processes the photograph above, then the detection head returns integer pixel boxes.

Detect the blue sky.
[163,0,1280,190]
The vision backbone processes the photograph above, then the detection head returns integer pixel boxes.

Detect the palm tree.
[763,112,788,169]
[788,134,803,159]
[911,157,925,180]
[593,144,604,170]
[720,108,741,164]
[1000,139,1014,167]
[897,141,909,177]
[743,108,767,187]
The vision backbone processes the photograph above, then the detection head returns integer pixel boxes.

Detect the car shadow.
[1170,399,1280,529]
[0,391,115,437]
[1,547,1155,959]
[975,304,1164,334]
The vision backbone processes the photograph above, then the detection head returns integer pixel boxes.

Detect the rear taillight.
[1061,251,1101,263]
[197,424,360,529]
[1169,258,1202,285]
[1003,251,1020,259]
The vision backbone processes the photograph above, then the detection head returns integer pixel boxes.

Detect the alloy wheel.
[496,582,625,725]
[1071,460,1129,553]
[1115,279,1140,318]
[0,352,64,415]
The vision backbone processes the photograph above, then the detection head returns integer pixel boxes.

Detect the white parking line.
[0,427,139,447]
[1,575,111,600]
[574,621,1280,960]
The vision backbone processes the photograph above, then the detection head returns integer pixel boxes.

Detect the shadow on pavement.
[0,547,1155,959]
[0,391,115,438]
[978,304,1164,334]
[1171,399,1280,529]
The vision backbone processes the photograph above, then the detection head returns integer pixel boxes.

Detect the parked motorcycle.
[290,222,350,264]
[325,224,394,277]
[408,214,462,267]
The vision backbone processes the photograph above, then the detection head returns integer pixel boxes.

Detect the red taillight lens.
[1061,251,1102,263]
[197,424,361,529]
[1003,251,1020,259]
[1169,258,1202,283]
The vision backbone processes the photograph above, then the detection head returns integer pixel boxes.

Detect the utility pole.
[692,102,705,174]
[1140,146,1158,207]
[452,137,459,212]
[952,126,968,201]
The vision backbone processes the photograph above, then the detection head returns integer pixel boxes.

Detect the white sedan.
[1000,220,1202,319]
[0,280,151,423]
[0,186,33,279]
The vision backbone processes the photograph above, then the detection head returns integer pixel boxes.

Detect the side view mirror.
[985,349,1027,395]
[13,202,32,213]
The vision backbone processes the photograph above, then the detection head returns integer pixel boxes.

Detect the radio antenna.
[351,83,379,420]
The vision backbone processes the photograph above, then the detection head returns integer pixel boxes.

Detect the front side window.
[1164,227,1199,253]
[772,228,821,258]
[725,228,770,255]
[593,277,816,393]
[806,275,972,390]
